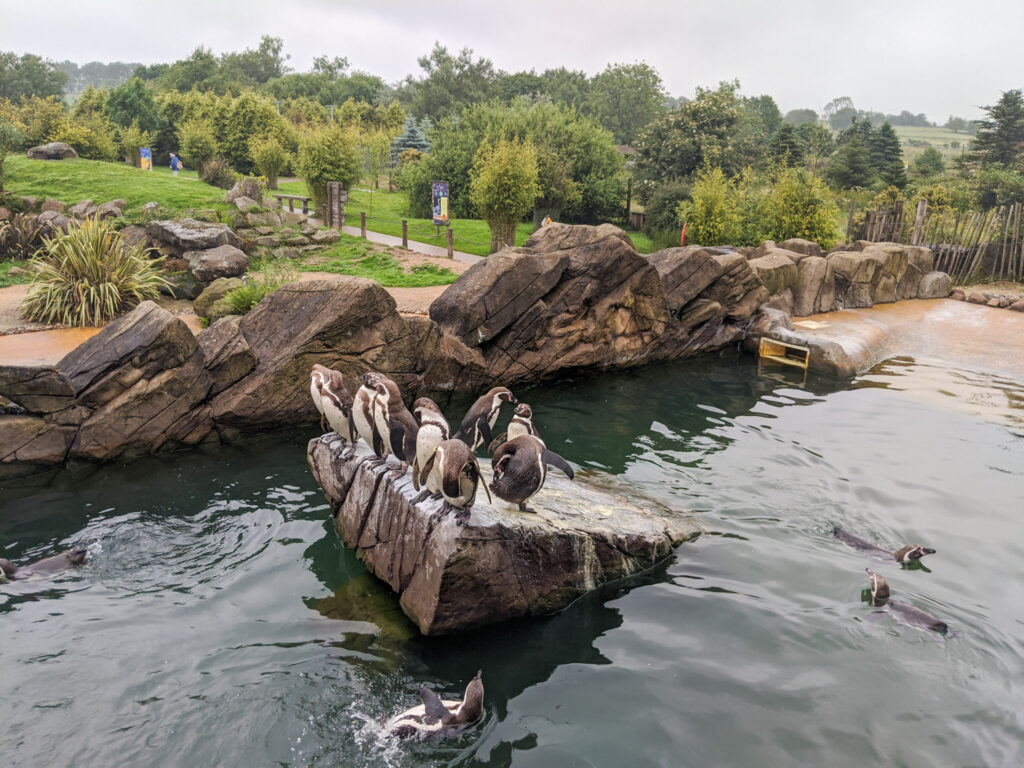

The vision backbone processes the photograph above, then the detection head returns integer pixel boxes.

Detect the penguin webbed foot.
[430,500,453,522]
[518,501,535,513]
[411,489,432,505]
[455,506,472,526]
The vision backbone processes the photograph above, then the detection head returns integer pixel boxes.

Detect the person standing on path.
[170,152,182,176]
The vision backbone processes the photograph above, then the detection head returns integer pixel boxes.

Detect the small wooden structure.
[273,193,313,214]
[325,182,348,229]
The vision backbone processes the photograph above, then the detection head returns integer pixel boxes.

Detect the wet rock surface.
[308,434,702,635]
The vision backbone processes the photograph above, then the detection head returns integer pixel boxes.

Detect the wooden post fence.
[447,227,454,258]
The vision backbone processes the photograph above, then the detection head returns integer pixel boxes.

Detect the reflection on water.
[2,353,1024,767]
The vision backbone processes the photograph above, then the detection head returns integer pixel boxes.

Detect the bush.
[0,119,26,192]
[295,126,360,210]
[469,136,539,252]
[759,167,839,249]
[202,157,238,189]
[118,120,154,166]
[178,120,219,177]
[0,213,45,261]
[644,180,692,232]
[249,135,291,189]
[677,166,743,246]
[223,259,298,315]
[20,217,168,326]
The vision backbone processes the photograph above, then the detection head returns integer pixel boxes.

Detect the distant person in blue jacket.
[170,152,182,176]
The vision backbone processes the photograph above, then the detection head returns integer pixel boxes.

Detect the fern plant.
[20,217,168,326]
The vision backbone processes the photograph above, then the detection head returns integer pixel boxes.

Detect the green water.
[2,353,1023,767]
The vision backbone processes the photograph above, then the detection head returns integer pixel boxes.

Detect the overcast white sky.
[2,0,1021,121]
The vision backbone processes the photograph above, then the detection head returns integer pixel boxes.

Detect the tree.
[220,35,290,86]
[495,70,542,102]
[970,89,1024,168]
[249,135,291,189]
[913,147,945,176]
[870,122,906,188]
[744,94,782,138]
[770,123,806,167]
[586,62,667,145]
[118,120,153,166]
[107,77,163,132]
[392,116,430,153]
[794,122,835,172]
[0,52,67,101]
[677,165,742,245]
[0,119,25,192]
[220,91,287,173]
[357,127,394,190]
[296,125,360,209]
[178,120,219,177]
[409,43,496,122]
[945,115,967,132]
[826,134,875,188]
[784,108,819,126]
[17,95,68,146]
[761,166,839,248]
[539,67,591,110]
[469,136,539,252]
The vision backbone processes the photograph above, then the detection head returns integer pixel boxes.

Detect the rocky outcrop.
[308,434,702,635]
[827,242,936,309]
[918,271,952,299]
[194,277,242,319]
[26,142,78,160]
[184,243,249,283]
[197,317,257,395]
[146,219,241,254]
[793,256,837,316]
[647,246,722,314]
[226,177,262,204]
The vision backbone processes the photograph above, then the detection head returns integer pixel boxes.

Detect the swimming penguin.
[318,368,355,444]
[411,397,449,497]
[419,439,491,524]
[386,671,484,739]
[490,434,574,513]
[866,569,948,634]
[0,549,88,582]
[370,374,418,478]
[453,387,516,453]
[351,373,384,463]
[487,402,540,453]
[835,527,936,565]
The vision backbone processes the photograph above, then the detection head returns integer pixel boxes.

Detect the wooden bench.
[273,193,313,214]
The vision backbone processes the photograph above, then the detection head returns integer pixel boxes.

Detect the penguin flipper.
[419,453,436,488]
[542,450,575,480]
[390,423,409,462]
[418,685,453,725]
[372,424,383,457]
[412,457,421,490]
[472,456,492,505]
[486,432,508,454]
[475,418,493,450]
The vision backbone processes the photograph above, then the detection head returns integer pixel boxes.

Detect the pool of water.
[2,352,1023,767]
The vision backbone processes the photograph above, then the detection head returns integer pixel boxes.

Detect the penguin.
[351,373,383,463]
[487,402,540,453]
[835,527,936,565]
[370,374,418,478]
[319,368,355,445]
[419,439,491,524]
[490,434,574,513]
[453,387,516,453]
[309,364,332,432]
[0,549,88,582]
[386,671,484,739]
[866,569,948,634]
[411,397,449,497]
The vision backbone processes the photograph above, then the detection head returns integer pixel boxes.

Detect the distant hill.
[893,125,973,164]
[56,60,142,100]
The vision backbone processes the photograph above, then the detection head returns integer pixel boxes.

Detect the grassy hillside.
[3,156,231,213]
[894,125,973,164]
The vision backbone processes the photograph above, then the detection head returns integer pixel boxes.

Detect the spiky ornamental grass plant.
[20,217,168,327]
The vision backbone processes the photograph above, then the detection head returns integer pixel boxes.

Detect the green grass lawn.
[4,155,231,213]
[893,125,973,164]
[0,260,31,288]
[285,232,459,287]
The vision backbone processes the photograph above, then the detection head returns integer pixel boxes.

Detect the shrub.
[644,180,692,232]
[0,119,26,192]
[50,113,119,161]
[249,135,291,189]
[202,157,238,189]
[20,217,168,326]
[223,259,298,315]
[760,167,839,249]
[295,126,360,211]
[178,119,219,177]
[677,165,742,246]
[118,119,154,166]
[0,213,45,261]
[469,136,539,252]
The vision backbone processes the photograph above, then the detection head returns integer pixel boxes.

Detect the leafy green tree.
[944,115,967,132]
[296,125,360,209]
[249,135,291,188]
[794,122,835,171]
[974,168,1024,209]
[0,52,67,101]
[107,77,163,132]
[178,120,219,177]
[643,180,691,232]
[539,67,591,110]
[770,123,806,167]
[469,136,539,252]
[220,35,290,86]
[408,43,496,122]
[71,85,107,119]
[357,127,394,190]
[392,116,430,153]
[784,108,818,126]
[495,70,542,102]
[970,89,1024,168]
[118,120,153,166]
[870,122,906,188]
[761,166,839,248]
[677,165,742,245]
[913,147,945,176]
[18,95,68,146]
[220,91,287,173]
[0,119,25,192]
[744,94,783,138]
[159,47,229,94]
[586,62,666,145]
[826,134,875,188]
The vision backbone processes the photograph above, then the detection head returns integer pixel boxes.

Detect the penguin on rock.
[487,402,540,453]
[490,434,574,513]
[454,387,516,453]
[411,397,450,498]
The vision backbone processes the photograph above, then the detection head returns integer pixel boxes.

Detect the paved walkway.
[331,221,484,265]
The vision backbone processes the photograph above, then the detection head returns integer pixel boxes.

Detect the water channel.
[2,350,1022,767]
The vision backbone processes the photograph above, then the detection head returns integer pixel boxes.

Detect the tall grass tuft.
[20,217,168,326]
[222,259,299,315]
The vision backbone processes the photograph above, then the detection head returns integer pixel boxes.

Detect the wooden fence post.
[911,199,927,245]
[360,212,366,238]
[402,219,408,249]
[447,227,454,258]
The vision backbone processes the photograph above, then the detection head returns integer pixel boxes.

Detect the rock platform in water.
[307,433,703,635]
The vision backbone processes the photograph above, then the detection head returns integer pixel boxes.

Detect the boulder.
[194,277,243,319]
[949,288,966,301]
[184,243,249,283]
[19,196,40,211]
[69,199,96,219]
[146,218,241,253]
[36,210,75,235]
[967,291,987,305]
[778,238,824,258]
[827,250,879,308]
[159,270,203,301]
[917,271,953,299]
[197,316,257,395]
[281,211,307,225]
[255,234,281,247]
[647,246,722,314]
[748,251,798,296]
[226,177,262,204]
[1009,299,1024,312]
[118,224,149,252]
[0,366,75,414]
[311,229,341,246]
[96,199,125,220]
[26,142,78,160]
[792,256,836,316]
[41,197,65,213]
[233,196,259,212]
[308,435,702,635]
[0,416,75,478]
[141,202,160,213]
[699,252,770,320]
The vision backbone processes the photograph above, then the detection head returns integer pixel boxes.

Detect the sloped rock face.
[828,242,936,308]
[793,256,837,316]
[146,219,241,254]
[308,434,702,635]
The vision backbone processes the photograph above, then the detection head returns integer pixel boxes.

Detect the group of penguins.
[833,527,948,634]
[309,364,575,525]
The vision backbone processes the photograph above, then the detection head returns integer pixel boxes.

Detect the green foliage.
[106,77,163,132]
[677,166,743,245]
[0,213,44,260]
[201,157,237,189]
[118,120,153,166]
[912,147,945,176]
[17,95,67,146]
[309,237,459,287]
[759,167,839,249]
[0,51,67,101]
[221,91,287,173]
[178,119,219,175]
[826,135,875,189]
[20,217,167,326]
[970,89,1024,168]
[295,125,359,209]
[0,259,31,287]
[586,62,666,145]
[408,43,497,123]
[0,118,25,191]
[51,111,119,161]
[644,180,691,232]
[784,108,818,126]
[469,136,539,252]
[869,122,907,188]
[974,168,1024,209]
[249,135,291,189]
[223,259,298,315]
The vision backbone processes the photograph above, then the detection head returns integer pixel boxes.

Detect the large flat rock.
[308,434,702,635]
